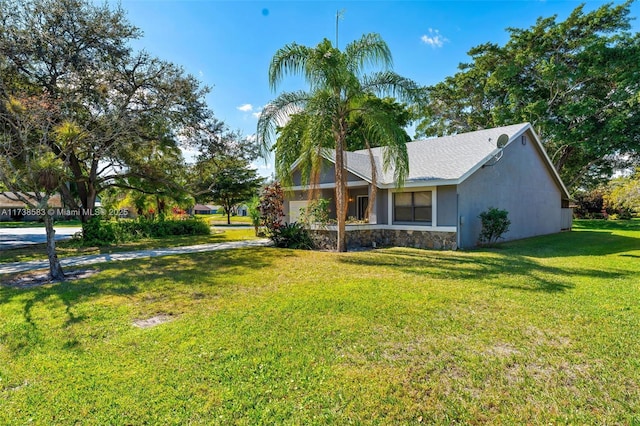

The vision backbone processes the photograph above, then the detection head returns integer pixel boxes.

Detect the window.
[393,191,432,223]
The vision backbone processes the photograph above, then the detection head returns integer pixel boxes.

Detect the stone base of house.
[310,227,457,251]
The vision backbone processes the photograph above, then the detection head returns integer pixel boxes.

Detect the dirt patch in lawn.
[1,269,100,289]
[132,314,174,329]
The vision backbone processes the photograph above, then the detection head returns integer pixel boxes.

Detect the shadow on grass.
[340,249,582,293]
[0,247,278,353]
[496,229,640,258]
[339,226,639,293]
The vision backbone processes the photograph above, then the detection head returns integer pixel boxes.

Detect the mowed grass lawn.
[1,220,639,424]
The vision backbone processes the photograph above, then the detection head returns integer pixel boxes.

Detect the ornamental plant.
[478,207,511,246]
[258,182,284,240]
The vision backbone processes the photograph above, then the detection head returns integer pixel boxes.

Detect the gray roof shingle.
[343,123,531,185]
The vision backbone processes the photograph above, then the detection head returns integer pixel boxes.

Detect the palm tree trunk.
[43,213,65,281]
[335,138,347,252]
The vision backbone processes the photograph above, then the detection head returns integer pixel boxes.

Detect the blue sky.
[113,0,639,176]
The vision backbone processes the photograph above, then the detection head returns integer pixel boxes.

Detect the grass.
[196,213,253,225]
[0,228,257,264]
[1,220,639,423]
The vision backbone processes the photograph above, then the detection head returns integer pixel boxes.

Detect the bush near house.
[270,222,314,250]
[478,207,511,246]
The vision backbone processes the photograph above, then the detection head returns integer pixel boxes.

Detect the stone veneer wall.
[310,228,457,251]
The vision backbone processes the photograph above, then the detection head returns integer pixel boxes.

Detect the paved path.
[0,239,272,275]
[0,227,82,250]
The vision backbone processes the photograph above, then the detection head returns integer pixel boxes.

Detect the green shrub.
[82,218,118,246]
[81,218,210,246]
[300,198,331,226]
[478,207,511,246]
[272,222,314,250]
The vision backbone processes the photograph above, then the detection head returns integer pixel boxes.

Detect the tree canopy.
[415,1,640,191]
[0,0,212,223]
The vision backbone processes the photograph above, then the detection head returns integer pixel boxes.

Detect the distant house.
[235,204,248,217]
[192,204,219,215]
[0,192,63,222]
[284,123,572,250]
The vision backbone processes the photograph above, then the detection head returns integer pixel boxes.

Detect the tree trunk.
[335,138,347,252]
[227,209,231,225]
[43,213,65,281]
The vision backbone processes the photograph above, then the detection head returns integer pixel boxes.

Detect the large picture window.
[394,191,432,223]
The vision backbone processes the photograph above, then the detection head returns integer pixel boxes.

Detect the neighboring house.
[284,123,572,250]
[0,192,64,221]
[235,204,248,217]
[192,204,219,215]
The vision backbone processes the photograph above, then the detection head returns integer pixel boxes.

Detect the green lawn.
[1,220,639,424]
[196,213,253,225]
[0,228,257,264]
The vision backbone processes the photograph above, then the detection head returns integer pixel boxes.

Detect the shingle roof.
[350,123,531,185]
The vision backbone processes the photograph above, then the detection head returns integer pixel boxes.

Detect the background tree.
[415,2,640,191]
[258,34,421,251]
[193,158,263,224]
[0,0,212,226]
[189,123,263,224]
[604,170,640,217]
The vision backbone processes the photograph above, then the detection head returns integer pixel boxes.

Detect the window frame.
[393,190,433,224]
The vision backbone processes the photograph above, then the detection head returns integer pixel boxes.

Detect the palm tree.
[257,33,421,252]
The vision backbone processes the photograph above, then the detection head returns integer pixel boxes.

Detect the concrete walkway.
[0,239,272,275]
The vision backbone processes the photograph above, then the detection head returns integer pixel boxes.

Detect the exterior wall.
[388,185,458,228]
[374,188,388,225]
[436,185,457,226]
[284,188,334,223]
[457,130,563,249]
[310,227,457,251]
[291,160,363,186]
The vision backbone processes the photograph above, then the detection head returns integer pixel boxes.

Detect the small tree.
[0,94,67,280]
[247,195,262,236]
[478,207,511,246]
[258,182,284,241]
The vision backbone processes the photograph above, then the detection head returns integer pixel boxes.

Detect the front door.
[357,196,369,221]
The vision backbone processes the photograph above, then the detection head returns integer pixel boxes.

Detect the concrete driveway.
[0,227,82,250]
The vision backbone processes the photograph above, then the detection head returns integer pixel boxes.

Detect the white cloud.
[421,28,448,48]
[252,111,262,119]
[237,103,253,112]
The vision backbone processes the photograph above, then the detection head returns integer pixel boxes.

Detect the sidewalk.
[0,239,272,275]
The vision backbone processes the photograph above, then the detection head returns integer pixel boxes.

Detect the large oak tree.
[0,0,211,224]
[415,2,640,191]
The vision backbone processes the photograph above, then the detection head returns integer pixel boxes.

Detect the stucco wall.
[291,159,364,186]
[436,185,457,226]
[457,131,563,249]
[284,188,335,223]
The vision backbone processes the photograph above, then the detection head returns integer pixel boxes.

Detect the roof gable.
[294,123,569,200]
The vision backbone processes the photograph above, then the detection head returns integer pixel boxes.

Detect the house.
[0,192,64,222]
[192,204,220,215]
[284,123,572,250]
